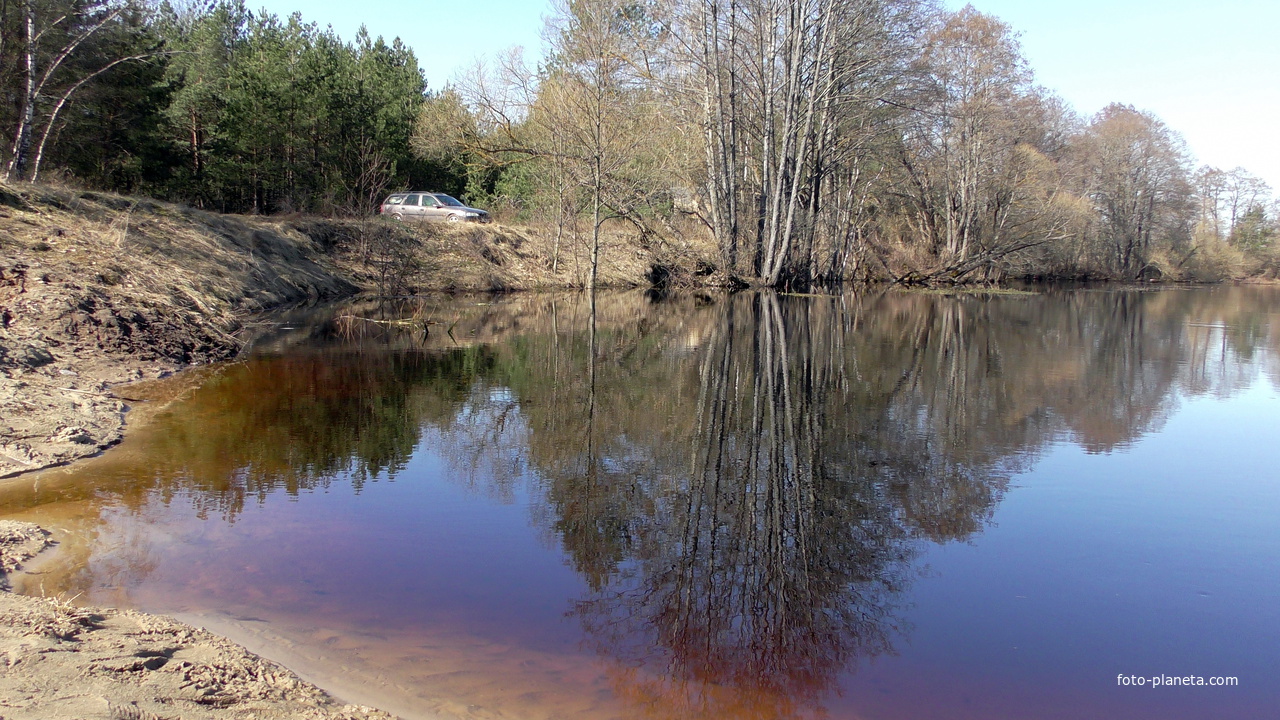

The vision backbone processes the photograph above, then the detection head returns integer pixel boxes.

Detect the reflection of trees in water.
[516,293,1021,719]
[8,286,1280,717]
[835,287,1280,457]
[2,347,501,523]
[162,348,499,520]
[570,295,920,717]
[171,285,1270,718]
[1158,287,1280,399]
[13,286,1265,524]
[504,287,1280,718]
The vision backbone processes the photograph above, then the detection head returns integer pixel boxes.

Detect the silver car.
[380,192,491,223]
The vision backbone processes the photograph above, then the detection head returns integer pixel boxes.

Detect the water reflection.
[547,294,936,717]
[3,286,1279,719]
[6,348,500,520]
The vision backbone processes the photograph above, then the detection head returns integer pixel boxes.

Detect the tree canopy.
[3,0,1275,282]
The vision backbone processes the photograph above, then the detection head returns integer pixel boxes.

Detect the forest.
[3,0,1277,286]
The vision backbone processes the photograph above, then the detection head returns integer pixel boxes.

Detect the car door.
[421,194,449,222]
[401,193,426,220]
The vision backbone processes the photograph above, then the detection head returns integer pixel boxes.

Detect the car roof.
[384,191,461,201]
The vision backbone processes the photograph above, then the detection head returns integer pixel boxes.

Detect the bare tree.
[662,0,927,286]
[887,6,1086,282]
[1078,103,1194,277]
[1223,167,1271,243]
[1193,165,1226,242]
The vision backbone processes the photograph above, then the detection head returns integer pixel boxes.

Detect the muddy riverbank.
[1,185,354,477]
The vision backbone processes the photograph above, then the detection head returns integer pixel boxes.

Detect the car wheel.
[391,213,403,222]
[446,214,461,223]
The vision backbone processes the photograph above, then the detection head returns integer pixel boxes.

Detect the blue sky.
[258,1,1280,190]
[946,0,1280,190]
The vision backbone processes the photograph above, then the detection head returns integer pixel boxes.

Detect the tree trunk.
[589,168,601,291]
[5,2,126,182]
[4,1,36,182]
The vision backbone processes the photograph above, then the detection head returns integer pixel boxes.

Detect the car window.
[404,195,420,206]
[435,194,465,207]
[385,195,404,205]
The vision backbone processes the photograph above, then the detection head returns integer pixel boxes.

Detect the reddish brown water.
[3,288,1279,719]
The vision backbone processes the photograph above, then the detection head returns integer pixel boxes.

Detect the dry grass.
[2,183,372,476]
[1,182,702,379]
[312,216,701,292]
[1,181,710,377]
[1,184,357,342]
[1145,241,1271,283]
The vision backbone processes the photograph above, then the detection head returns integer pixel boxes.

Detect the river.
[3,286,1278,719]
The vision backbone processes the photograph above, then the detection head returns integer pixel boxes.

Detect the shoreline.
[171,612,455,720]
[0,334,437,719]
[0,181,424,720]
[0,182,664,479]
[1,518,409,720]
[0,177,642,719]
[0,520,402,720]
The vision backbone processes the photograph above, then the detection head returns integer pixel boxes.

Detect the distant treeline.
[3,0,1277,285]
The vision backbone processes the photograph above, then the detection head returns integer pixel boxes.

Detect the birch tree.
[668,0,923,286]
[4,0,136,181]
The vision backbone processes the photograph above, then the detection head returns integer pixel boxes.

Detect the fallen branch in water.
[334,314,441,327]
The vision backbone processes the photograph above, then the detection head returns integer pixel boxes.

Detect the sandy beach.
[1,519,404,720]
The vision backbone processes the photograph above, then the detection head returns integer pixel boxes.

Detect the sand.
[0,184,383,717]
[1,520,400,720]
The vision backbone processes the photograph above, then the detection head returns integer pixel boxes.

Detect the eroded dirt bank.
[1,183,678,478]
[1,521,396,720]
[0,186,358,477]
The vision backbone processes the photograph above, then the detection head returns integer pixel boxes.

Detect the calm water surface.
[3,287,1279,719]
